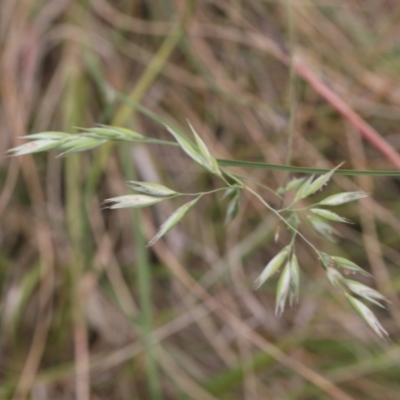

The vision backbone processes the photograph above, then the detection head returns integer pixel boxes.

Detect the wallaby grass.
[1,0,400,399]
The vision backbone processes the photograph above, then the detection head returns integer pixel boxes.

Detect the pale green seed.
[331,256,372,277]
[289,255,300,305]
[165,124,207,168]
[97,125,145,140]
[21,132,70,140]
[104,194,164,209]
[187,120,220,175]
[275,262,291,316]
[147,196,200,247]
[127,181,178,197]
[253,245,290,290]
[285,177,306,192]
[318,192,368,206]
[301,163,343,199]
[345,294,388,338]
[345,280,387,308]
[307,215,339,242]
[58,138,105,155]
[7,139,60,156]
[294,175,314,202]
[225,193,240,224]
[310,208,351,223]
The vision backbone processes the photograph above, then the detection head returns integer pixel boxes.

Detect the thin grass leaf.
[216,159,400,176]
[310,208,352,223]
[147,196,201,247]
[345,294,388,338]
[307,215,340,242]
[127,181,178,197]
[318,192,368,206]
[104,194,164,209]
[253,245,290,289]
[116,94,170,127]
[109,91,400,177]
[345,280,388,308]
[275,262,291,316]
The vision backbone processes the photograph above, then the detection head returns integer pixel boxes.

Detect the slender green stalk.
[217,159,400,176]
[105,91,400,177]
[244,185,320,255]
[62,55,90,400]
[283,0,296,184]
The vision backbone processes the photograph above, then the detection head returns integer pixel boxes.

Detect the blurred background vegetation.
[1,0,400,399]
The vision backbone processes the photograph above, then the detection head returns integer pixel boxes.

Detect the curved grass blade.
[92,93,400,178]
[216,159,400,176]
[108,91,400,177]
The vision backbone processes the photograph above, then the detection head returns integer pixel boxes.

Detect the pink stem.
[295,61,400,169]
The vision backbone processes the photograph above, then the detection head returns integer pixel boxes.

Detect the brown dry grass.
[1,1,400,399]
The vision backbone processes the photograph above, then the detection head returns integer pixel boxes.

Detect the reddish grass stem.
[295,61,400,169]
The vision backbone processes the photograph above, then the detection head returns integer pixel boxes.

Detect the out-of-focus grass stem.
[283,0,296,187]
[63,52,90,400]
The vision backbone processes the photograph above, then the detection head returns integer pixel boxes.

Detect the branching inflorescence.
[8,118,389,338]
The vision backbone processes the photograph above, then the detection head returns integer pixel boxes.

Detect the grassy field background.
[1,0,400,399]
